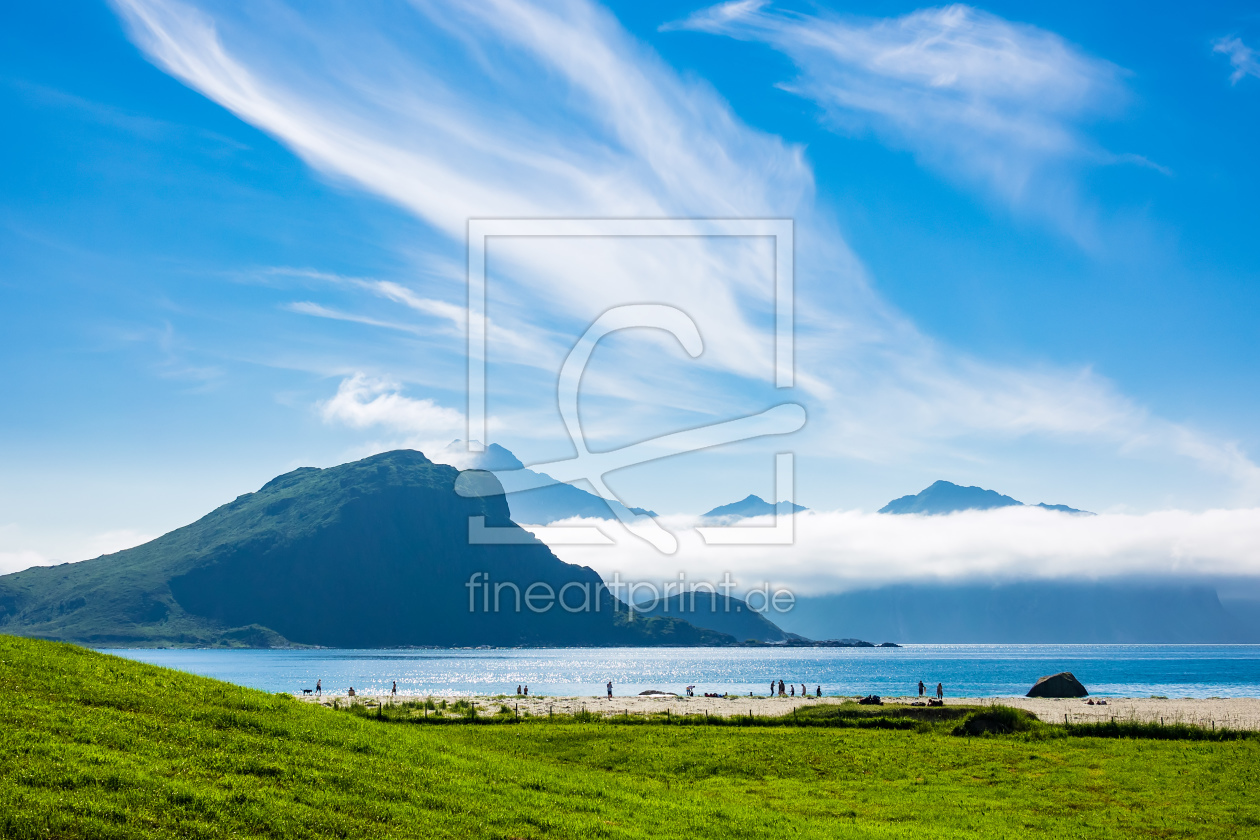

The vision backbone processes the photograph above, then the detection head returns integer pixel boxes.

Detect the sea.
[102,644,1260,699]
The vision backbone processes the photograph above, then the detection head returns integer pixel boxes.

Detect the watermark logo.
[455,219,803,554]
[465,571,795,616]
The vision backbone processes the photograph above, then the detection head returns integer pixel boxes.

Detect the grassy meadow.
[1,634,1258,838]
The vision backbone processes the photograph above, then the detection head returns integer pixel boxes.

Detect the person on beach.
[315,679,321,697]
[391,681,397,699]
[524,685,529,696]
[936,682,944,699]
[517,684,522,696]
[779,679,786,697]
[607,680,613,699]
[790,684,795,697]
[918,680,925,697]
[801,684,806,696]
[770,681,775,696]
[816,686,821,697]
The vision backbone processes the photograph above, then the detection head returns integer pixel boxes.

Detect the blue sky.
[2,0,1260,583]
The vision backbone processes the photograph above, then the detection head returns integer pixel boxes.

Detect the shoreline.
[297,693,1260,730]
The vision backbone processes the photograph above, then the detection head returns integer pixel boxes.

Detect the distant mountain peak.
[437,440,524,471]
[436,440,653,524]
[879,480,1091,516]
[1033,502,1092,515]
[702,494,808,520]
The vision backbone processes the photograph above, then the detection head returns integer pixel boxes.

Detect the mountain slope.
[631,593,793,642]
[701,495,807,520]
[777,581,1253,643]
[0,450,727,648]
[879,480,1090,515]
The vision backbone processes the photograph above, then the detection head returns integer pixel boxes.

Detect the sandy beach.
[298,692,1260,730]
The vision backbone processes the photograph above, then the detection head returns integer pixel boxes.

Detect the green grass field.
[2,635,1258,838]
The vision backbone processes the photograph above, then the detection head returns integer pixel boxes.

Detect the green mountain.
[0,450,730,648]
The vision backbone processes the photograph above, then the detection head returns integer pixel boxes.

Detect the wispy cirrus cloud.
[795,309,1260,499]
[672,2,1143,234]
[109,0,808,391]
[276,268,563,372]
[285,301,428,335]
[1214,36,1260,84]
[108,0,1260,514]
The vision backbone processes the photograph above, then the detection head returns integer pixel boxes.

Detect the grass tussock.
[1062,718,1260,741]
[338,695,973,730]
[948,704,1260,743]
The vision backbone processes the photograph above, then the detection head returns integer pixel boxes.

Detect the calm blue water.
[101,645,1260,699]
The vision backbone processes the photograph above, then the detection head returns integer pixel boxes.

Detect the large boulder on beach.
[1026,672,1088,698]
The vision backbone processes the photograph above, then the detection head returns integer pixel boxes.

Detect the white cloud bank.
[538,506,1260,595]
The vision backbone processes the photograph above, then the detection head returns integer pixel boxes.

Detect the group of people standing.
[772,679,821,698]
[760,679,945,700]
[309,679,400,698]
